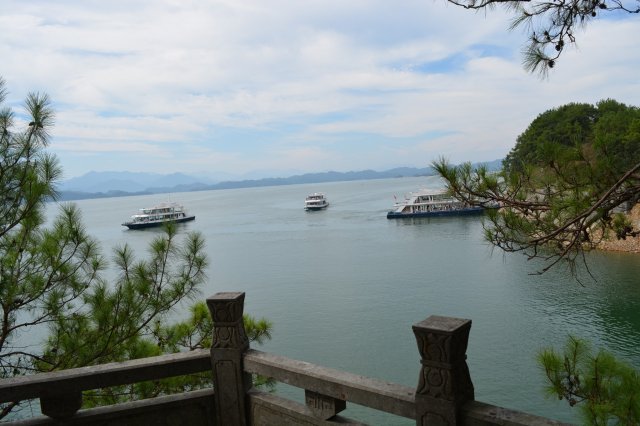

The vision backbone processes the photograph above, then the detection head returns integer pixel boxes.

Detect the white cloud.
[2,0,639,178]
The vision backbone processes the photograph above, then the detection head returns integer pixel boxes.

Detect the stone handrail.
[0,350,211,421]
[244,349,416,418]
[0,350,210,403]
[0,292,571,425]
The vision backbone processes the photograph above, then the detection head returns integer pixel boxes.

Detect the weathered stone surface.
[40,390,82,419]
[413,315,474,426]
[250,390,365,426]
[15,389,215,426]
[463,401,573,426]
[304,390,346,420]
[243,349,416,419]
[0,350,210,404]
[208,292,252,426]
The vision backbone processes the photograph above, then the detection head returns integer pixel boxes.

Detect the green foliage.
[35,223,208,371]
[593,100,640,181]
[503,103,598,173]
[152,301,272,353]
[0,78,273,418]
[539,337,640,425]
[504,100,640,189]
[0,78,103,381]
[434,99,640,275]
[81,302,274,408]
[612,213,634,240]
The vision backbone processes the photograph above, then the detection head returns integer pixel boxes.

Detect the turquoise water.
[45,176,640,424]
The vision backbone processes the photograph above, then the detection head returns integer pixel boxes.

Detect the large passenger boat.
[122,202,195,229]
[386,189,484,219]
[304,193,329,211]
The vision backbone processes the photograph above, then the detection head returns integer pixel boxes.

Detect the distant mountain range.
[57,160,503,201]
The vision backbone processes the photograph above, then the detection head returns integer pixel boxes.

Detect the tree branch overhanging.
[433,157,640,276]
[446,0,640,74]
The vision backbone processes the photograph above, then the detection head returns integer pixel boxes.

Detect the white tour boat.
[304,193,329,211]
[122,202,195,229]
[386,189,484,219]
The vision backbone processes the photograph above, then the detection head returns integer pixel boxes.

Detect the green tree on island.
[435,101,640,275]
[0,77,272,419]
[434,100,640,423]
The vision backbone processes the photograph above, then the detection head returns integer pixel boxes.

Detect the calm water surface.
[46,176,640,424]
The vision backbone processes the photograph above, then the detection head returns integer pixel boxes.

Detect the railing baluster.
[304,389,346,420]
[40,390,82,419]
[413,315,474,426]
[207,291,251,426]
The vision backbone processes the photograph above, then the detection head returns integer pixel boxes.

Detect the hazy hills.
[58,160,502,201]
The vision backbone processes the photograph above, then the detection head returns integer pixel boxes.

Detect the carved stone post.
[412,315,474,426]
[207,292,252,426]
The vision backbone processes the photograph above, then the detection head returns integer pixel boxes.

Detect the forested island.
[437,99,640,263]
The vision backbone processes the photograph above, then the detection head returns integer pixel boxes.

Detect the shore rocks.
[596,203,640,253]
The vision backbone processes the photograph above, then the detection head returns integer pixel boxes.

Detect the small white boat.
[122,202,195,229]
[387,189,484,219]
[304,193,329,211]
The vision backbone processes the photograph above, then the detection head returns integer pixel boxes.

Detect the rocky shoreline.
[596,203,640,253]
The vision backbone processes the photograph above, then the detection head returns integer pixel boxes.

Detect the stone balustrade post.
[40,390,82,419]
[304,389,346,420]
[207,292,252,426]
[412,315,474,426]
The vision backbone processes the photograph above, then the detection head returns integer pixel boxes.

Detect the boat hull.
[305,204,329,211]
[386,207,484,219]
[122,215,196,230]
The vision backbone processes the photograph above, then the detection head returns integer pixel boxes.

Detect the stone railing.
[0,292,570,425]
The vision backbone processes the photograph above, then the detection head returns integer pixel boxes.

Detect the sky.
[2,1,639,181]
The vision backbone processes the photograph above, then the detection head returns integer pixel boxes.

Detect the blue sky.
[2,1,639,180]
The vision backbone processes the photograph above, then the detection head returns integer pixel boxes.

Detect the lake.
[46,176,640,424]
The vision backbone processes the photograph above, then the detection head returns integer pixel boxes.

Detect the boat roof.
[408,188,447,196]
[139,202,184,209]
